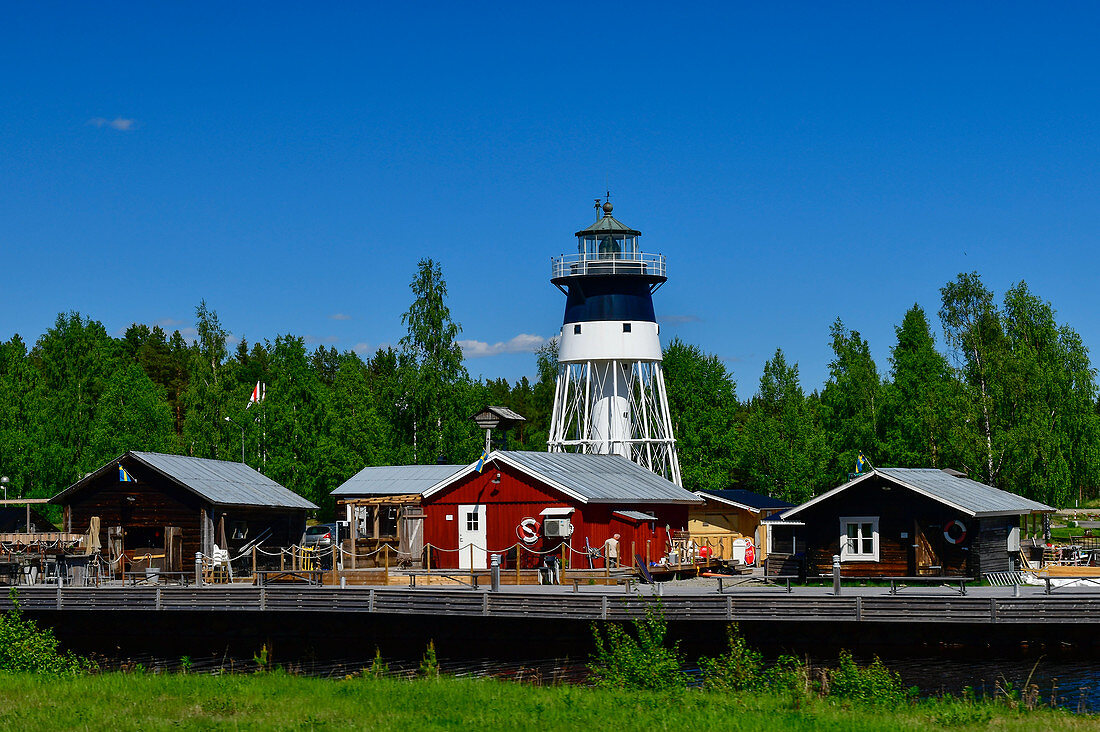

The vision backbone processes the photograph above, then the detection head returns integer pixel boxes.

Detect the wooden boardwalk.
[10,586,1100,624]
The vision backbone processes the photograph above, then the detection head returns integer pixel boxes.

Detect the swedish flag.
[855,452,870,474]
[476,450,488,473]
[119,465,136,483]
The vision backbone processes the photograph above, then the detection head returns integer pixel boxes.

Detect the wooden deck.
[10,586,1100,624]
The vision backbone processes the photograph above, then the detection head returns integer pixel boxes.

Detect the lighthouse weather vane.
[546,199,682,486]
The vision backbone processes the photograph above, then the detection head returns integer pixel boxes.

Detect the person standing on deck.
[603,534,620,568]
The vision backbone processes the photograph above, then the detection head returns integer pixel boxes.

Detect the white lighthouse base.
[548,358,682,486]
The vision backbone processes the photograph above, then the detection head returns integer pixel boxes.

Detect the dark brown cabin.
[764,468,1054,579]
[51,451,317,570]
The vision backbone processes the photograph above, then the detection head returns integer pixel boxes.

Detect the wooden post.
[646,539,651,567]
[351,540,357,570]
[384,544,390,585]
[469,543,474,574]
[631,541,636,570]
[560,543,567,573]
[426,544,431,572]
[280,550,285,572]
[332,545,338,585]
[515,546,520,585]
[251,547,256,578]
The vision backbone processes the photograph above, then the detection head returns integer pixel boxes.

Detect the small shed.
[419,450,703,570]
[764,467,1054,578]
[689,489,793,562]
[52,451,317,569]
[332,464,464,561]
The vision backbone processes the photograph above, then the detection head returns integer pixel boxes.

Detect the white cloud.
[155,317,186,328]
[353,342,371,354]
[660,315,701,324]
[180,327,198,339]
[459,333,548,358]
[88,117,136,131]
[329,313,351,321]
[304,334,340,345]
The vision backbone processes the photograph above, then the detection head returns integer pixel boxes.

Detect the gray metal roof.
[331,464,465,497]
[131,452,317,509]
[52,451,317,510]
[876,468,1054,516]
[613,509,658,521]
[785,467,1054,518]
[489,451,702,505]
[575,213,641,237]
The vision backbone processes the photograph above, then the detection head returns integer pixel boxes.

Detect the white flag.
[247,381,265,409]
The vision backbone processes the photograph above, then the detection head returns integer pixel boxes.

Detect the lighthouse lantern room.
[547,199,682,486]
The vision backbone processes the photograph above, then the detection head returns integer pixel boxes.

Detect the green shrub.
[589,603,686,691]
[252,644,271,673]
[368,648,389,678]
[763,653,814,701]
[828,651,909,706]
[0,591,90,675]
[419,640,439,677]
[698,623,764,692]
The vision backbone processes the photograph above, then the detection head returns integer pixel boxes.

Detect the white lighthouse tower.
[547,199,682,486]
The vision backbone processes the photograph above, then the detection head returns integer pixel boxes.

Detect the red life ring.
[517,518,539,545]
[744,541,756,565]
[943,520,968,545]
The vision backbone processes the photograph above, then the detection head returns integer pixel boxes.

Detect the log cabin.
[52,451,317,570]
[764,467,1054,579]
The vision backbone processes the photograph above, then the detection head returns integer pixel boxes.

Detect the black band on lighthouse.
[562,276,657,324]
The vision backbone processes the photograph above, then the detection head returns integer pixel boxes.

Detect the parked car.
[302,523,339,550]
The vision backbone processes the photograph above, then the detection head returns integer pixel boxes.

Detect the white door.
[457,504,487,570]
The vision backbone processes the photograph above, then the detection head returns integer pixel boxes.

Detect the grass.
[0,672,1093,731]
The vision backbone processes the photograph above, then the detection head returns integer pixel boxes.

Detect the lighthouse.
[547,199,682,486]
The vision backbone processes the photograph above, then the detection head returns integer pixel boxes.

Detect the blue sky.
[3,3,1100,395]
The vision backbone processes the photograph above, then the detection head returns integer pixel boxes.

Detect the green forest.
[0,260,1096,515]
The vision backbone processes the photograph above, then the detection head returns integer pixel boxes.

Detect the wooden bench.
[253,569,323,586]
[404,569,486,589]
[885,576,969,595]
[716,574,797,593]
[570,576,636,593]
[1040,575,1100,594]
[125,570,190,587]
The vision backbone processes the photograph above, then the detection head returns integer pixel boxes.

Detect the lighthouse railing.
[551,252,666,279]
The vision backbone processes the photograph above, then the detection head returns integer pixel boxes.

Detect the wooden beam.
[339,496,421,506]
[0,499,50,505]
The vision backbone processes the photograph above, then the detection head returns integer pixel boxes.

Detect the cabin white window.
[465,511,479,532]
[839,516,879,562]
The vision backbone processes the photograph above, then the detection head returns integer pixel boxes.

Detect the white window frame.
[839,516,880,562]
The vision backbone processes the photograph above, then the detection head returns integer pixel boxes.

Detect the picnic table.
[253,569,323,586]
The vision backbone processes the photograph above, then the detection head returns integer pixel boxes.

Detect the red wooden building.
[418,450,703,570]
